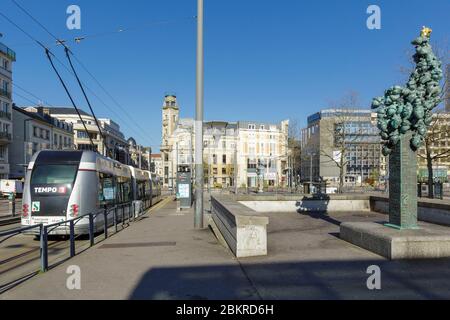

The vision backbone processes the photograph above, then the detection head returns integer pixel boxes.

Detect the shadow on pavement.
[128,258,450,300]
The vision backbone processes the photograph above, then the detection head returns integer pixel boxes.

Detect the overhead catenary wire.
[1,9,156,148]
[64,46,107,156]
[13,82,54,106]
[10,0,160,148]
[9,16,196,47]
[45,48,96,150]
[13,90,41,106]
[0,10,47,50]
[11,87,162,154]
[70,54,160,147]
[0,8,96,150]
[11,0,60,42]
[63,16,197,44]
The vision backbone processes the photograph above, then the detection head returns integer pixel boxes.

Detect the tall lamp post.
[194,0,204,229]
[308,152,316,194]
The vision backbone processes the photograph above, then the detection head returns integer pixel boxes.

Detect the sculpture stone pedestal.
[339,134,450,260]
[387,132,418,229]
[340,222,450,260]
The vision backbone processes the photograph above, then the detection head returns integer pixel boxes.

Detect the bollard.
[69,220,75,257]
[103,209,108,239]
[40,225,48,272]
[8,193,16,217]
[122,206,125,227]
[88,213,94,247]
[114,207,118,232]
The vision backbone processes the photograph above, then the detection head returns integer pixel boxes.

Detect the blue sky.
[1,0,449,151]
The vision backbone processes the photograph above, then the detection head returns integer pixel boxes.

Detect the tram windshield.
[31,165,78,185]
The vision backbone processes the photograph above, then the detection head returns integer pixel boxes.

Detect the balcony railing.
[0,111,11,121]
[0,43,16,62]
[0,88,11,99]
[0,132,12,141]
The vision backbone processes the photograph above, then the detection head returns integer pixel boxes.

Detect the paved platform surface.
[0,200,21,218]
[2,198,450,300]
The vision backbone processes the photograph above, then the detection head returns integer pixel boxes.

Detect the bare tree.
[288,119,302,188]
[320,91,374,193]
[419,110,450,198]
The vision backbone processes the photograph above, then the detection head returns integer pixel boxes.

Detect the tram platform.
[2,196,450,300]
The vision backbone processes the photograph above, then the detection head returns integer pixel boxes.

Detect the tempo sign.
[33,186,68,195]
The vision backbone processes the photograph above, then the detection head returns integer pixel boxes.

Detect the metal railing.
[0,200,153,273]
[0,88,11,99]
[0,43,16,61]
[0,110,12,120]
[0,131,12,141]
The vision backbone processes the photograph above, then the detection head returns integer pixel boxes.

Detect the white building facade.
[10,106,74,179]
[46,107,129,163]
[0,42,15,178]
[160,95,289,189]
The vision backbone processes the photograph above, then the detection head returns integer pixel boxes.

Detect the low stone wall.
[236,194,450,227]
[371,196,450,226]
[240,199,370,213]
[210,195,269,258]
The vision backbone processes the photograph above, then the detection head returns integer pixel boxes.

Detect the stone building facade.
[0,42,15,178]
[10,106,74,179]
[160,95,289,189]
[301,109,385,186]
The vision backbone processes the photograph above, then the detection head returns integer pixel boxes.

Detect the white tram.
[21,150,161,235]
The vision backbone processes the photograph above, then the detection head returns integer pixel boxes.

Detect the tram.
[21,150,161,235]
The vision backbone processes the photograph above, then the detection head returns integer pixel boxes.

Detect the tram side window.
[117,176,132,204]
[136,181,146,200]
[99,173,116,206]
[145,180,151,199]
[152,180,158,198]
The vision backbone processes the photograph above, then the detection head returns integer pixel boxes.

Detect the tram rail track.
[0,196,173,294]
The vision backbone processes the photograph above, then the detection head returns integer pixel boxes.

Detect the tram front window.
[30,164,78,217]
[31,165,78,185]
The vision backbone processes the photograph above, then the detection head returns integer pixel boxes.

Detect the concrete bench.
[209,195,269,258]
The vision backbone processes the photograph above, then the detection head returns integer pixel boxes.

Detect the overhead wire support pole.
[194,0,204,229]
[45,48,96,150]
[64,47,107,156]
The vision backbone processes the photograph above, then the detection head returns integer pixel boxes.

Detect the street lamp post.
[194,0,204,229]
[308,152,315,194]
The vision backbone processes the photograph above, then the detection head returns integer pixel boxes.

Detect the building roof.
[307,108,374,124]
[13,106,73,132]
[47,107,92,117]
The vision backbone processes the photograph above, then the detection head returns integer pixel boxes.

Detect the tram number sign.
[32,202,41,213]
